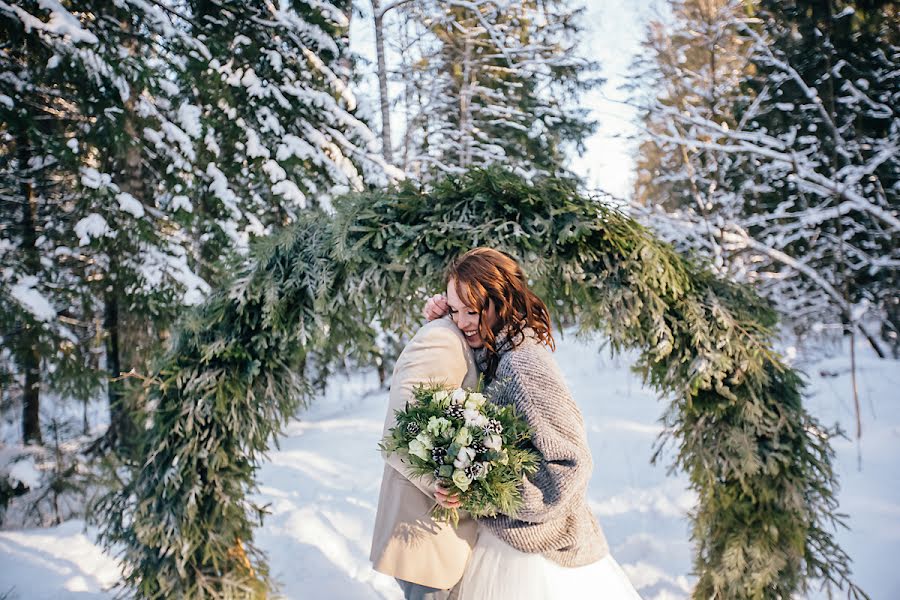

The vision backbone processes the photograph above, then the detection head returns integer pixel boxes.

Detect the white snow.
[9,276,56,321]
[245,127,270,159]
[79,167,112,190]
[204,130,221,157]
[0,94,13,109]
[0,520,120,599]
[176,103,203,139]
[115,192,144,218]
[66,138,78,153]
[302,47,357,111]
[272,180,307,207]
[160,121,196,161]
[158,78,179,96]
[205,162,242,219]
[1,0,99,45]
[135,243,210,306]
[276,134,316,162]
[74,213,111,246]
[257,107,284,135]
[263,159,287,183]
[0,335,896,600]
[8,456,41,489]
[240,68,259,88]
[170,195,193,213]
[266,50,284,72]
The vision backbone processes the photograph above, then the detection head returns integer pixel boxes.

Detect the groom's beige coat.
[370,317,479,589]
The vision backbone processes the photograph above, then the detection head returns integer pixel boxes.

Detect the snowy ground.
[1,333,897,599]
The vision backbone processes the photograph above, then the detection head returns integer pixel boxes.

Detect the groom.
[370,312,479,599]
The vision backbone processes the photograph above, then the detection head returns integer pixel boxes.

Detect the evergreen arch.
[98,168,860,599]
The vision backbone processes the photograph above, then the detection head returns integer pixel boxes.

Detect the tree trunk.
[400,16,413,172]
[102,16,145,449]
[372,0,394,164]
[22,346,41,445]
[104,283,125,443]
[459,29,474,168]
[17,134,43,445]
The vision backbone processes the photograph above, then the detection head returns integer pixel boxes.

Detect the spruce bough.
[100,168,861,598]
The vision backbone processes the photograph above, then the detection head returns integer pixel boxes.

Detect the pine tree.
[737,0,899,353]
[143,0,400,286]
[632,0,899,356]
[1,0,112,445]
[632,0,751,208]
[384,0,599,180]
[2,0,398,454]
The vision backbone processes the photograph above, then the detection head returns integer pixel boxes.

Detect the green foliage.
[102,167,857,598]
[96,216,339,598]
[1,0,392,456]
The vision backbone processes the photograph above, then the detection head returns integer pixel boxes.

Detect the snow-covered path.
[1,334,897,599]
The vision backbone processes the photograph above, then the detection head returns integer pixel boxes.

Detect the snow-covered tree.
[375,0,599,180]
[735,0,899,356]
[632,0,899,357]
[163,0,399,284]
[0,0,217,449]
[631,0,752,213]
[2,0,400,451]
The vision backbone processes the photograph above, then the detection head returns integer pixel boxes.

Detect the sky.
[349,0,669,201]
[569,0,668,199]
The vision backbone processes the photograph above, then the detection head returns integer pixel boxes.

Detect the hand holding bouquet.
[379,384,539,525]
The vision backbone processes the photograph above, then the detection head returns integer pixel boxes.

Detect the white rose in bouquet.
[452,468,472,492]
[426,416,452,437]
[464,392,486,410]
[408,439,431,461]
[453,426,473,447]
[415,432,434,449]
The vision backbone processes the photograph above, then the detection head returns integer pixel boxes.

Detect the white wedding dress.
[457,526,643,600]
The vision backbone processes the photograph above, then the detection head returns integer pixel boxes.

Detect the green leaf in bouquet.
[483,450,502,462]
[437,465,454,478]
[447,442,461,459]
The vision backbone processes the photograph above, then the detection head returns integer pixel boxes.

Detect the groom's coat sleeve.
[383,321,469,499]
[371,317,478,589]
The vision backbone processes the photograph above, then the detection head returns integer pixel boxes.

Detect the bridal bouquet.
[380,384,539,525]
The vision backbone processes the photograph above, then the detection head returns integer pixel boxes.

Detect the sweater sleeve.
[383,322,469,498]
[503,348,593,524]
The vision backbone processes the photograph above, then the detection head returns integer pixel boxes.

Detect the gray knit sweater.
[476,329,609,568]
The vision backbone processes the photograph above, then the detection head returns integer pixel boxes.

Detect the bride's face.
[446,277,498,349]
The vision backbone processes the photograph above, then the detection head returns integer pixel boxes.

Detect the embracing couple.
[370,248,642,600]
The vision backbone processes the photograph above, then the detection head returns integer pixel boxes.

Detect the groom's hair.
[446,247,555,380]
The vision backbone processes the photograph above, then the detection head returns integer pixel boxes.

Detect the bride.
[423,247,642,600]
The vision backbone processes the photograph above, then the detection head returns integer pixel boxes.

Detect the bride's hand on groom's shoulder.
[423,293,449,322]
[434,483,461,509]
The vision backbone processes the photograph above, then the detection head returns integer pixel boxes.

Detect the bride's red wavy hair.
[445,248,555,380]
